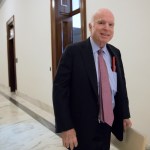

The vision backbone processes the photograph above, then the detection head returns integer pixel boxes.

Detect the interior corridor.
[0,86,117,150]
[0,92,66,150]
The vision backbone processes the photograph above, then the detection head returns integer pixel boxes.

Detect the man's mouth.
[101,33,110,37]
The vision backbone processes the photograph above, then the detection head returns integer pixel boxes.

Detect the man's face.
[89,10,114,48]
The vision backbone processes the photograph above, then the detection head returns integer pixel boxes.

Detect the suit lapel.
[107,44,122,92]
[107,44,119,72]
[80,38,98,100]
[79,41,122,101]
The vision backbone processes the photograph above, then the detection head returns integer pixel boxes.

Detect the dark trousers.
[69,122,112,150]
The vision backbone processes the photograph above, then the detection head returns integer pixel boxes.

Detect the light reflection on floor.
[0,86,118,150]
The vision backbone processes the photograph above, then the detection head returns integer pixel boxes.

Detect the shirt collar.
[90,37,107,54]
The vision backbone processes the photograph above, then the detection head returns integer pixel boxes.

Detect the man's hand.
[123,119,132,130]
[61,128,78,150]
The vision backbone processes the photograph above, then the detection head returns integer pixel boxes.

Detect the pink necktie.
[98,49,114,126]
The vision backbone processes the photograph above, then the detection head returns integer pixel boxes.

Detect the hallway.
[0,87,118,150]
[0,92,66,150]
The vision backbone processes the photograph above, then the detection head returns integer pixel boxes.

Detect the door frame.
[50,0,87,78]
[6,15,17,92]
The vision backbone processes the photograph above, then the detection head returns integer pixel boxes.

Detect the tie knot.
[98,49,103,55]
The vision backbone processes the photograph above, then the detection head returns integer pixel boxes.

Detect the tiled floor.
[0,86,118,150]
[0,94,67,150]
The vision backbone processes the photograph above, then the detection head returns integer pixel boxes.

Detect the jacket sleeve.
[53,45,74,133]
[117,50,131,119]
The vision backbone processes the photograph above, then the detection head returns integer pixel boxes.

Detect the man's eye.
[109,23,114,27]
[97,21,105,24]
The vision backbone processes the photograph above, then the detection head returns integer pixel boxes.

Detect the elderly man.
[53,8,132,150]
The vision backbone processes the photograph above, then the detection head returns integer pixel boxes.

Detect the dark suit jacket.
[53,38,130,143]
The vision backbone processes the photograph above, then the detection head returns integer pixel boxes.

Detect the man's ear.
[89,23,92,31]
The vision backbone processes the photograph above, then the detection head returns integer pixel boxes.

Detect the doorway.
[51,0,86,78]
[6,15,17,92]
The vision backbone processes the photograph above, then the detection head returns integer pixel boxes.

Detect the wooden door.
[51,0,86,78]
[6,16,17,92]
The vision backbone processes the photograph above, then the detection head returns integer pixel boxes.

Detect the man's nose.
[104,23,109,29]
